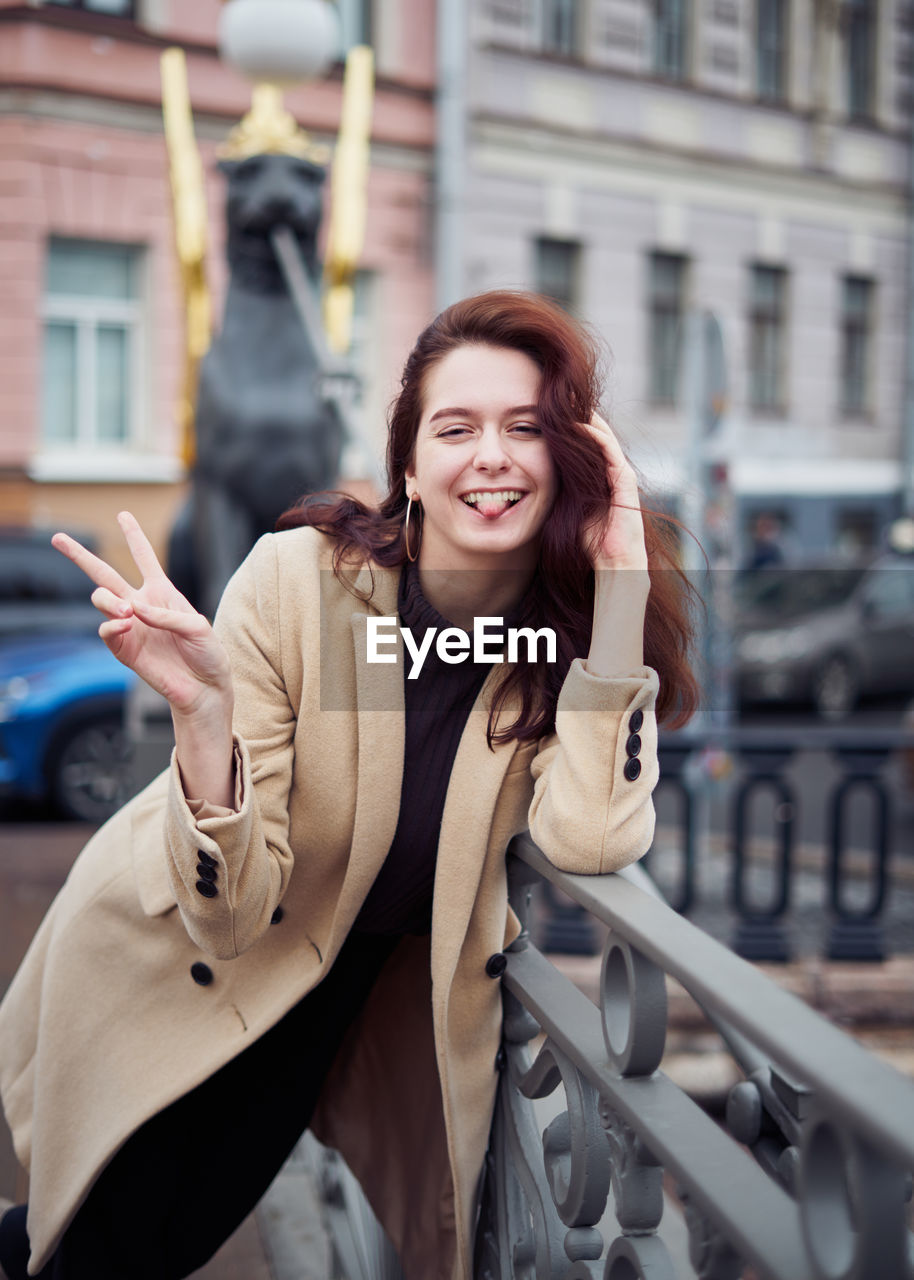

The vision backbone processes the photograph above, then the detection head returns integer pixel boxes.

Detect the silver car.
[735,557,914,720]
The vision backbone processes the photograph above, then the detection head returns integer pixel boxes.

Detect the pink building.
[0,0,435,575]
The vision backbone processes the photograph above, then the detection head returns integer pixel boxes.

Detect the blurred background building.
[456,0,911,557]
[0,0,911,566]
[0,0,435,575]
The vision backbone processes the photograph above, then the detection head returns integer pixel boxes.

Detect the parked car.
[0,526,99,638]
[735,556,914,720]
[0,632,138,822]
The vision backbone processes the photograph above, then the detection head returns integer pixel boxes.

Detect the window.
[534,237,581,312]
[655,0,689,78]
[846,0,876,118]
[41,239,144,450]
[757,0,786,99]
[542,0,580,55]
[648,251,687,403]
[840,275,873,415]
[43,0,136,15]
[748,264,787,412]
[338,0,374,48]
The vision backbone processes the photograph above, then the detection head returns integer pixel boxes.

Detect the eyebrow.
[427,404,540,424]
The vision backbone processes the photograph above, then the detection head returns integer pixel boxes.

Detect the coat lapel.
[330,563,406,942]
[431,666,522,998]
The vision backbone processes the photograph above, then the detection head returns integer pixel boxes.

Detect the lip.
[458,491,531,522]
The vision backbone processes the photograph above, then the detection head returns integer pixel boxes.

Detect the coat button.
[623,757,642,782]
[197,850,217,868]
[195,880,218,899]
[629,709,644,733]
[494,1046,507,1072]
[271,906,284,924]
[190,962,213,986]
[196,863,217,882]
[626,734,642,758]
[485,953,507,979]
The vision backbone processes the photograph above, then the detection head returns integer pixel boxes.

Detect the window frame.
[533,236,582,313]
[845,0,877,120]
[40,239,146,456]
[748,262,788,415]
[654,0,689,80]
[647,250,688,405]
[840,274,874,418]
[541,0,581,57]
[756,0,787,100]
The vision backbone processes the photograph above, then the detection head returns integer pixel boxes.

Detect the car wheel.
[812,655,859,722]
[47,714,135,823]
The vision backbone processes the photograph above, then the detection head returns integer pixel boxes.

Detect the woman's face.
[405,344,557,572]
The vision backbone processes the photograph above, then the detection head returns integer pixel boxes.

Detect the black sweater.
[353,561,506,936]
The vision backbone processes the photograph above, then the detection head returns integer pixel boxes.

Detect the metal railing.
[547,726,914,964]
[474,831,914,1280]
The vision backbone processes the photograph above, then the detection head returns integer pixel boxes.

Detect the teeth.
[461,490,525,506]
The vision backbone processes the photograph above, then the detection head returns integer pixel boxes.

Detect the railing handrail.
[509,831,914,1171]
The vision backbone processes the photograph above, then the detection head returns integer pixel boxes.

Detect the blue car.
[0,632,138,822]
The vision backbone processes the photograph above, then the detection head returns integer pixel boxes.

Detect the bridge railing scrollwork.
[474,831,914,1280]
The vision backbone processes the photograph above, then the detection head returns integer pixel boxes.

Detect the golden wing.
[323,45,375,356]
[161,47,212,469]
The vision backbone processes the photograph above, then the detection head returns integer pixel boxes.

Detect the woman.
[0,291,696,1280]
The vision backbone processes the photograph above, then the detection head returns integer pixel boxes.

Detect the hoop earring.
[404,493,422,562]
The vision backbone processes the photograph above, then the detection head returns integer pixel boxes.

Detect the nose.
[472,425,511,473]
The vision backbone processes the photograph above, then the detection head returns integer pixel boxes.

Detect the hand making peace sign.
[52,512,233,720]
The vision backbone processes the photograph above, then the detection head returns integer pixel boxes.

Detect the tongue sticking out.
[474,496,514,519]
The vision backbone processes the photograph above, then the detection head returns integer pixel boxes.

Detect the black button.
[271,906,284,925]
[494,1047,507,1072]
[629,709,644,733]
[195,880,218,899]
[197,850,217,868]
[190,962,213,986]
[196,863,217,882]
[485,953,507,979]
[623,757,642,782]
[626,734,642,759]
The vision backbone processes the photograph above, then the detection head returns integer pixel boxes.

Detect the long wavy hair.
[278,290,699,742]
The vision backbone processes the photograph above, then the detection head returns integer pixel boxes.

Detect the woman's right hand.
[52,511,233,721]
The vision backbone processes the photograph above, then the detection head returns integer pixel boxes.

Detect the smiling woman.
[0,290,698,1280]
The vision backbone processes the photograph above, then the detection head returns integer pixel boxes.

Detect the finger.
[131,597,208,638]
[581,423,640,504]
[117,511,166,585]
[99,616,133,644]
[91,586,133,619]
[582,414,627,467]
[52,531,133,597]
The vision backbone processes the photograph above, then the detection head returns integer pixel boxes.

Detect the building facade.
[457,0,912,557]
[0,0,435,575]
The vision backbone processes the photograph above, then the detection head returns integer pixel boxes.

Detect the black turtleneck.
[353,560,506,936]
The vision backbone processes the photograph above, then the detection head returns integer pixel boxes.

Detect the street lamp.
[218,0,340,161]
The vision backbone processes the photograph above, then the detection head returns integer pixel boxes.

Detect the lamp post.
[219,0,340,158]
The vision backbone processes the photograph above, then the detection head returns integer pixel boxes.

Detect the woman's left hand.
[581,413,649,572]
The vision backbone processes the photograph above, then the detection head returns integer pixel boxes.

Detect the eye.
[511,423,542,435]
[437,425,472,438]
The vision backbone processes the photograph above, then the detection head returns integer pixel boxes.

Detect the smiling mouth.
[460,489,527,519]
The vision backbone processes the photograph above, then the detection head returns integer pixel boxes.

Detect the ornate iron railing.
[474,831,914,1280]
[546,726,914,964]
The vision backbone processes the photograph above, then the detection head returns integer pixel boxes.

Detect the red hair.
[278,290,699,740]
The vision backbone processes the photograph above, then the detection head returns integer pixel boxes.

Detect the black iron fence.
[475,832,914,1280]
[541,727,914,964]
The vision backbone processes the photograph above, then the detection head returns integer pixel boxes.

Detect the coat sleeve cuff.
[165,734,254,862]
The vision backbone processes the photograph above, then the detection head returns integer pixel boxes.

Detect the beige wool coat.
[0,526,660,1279]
